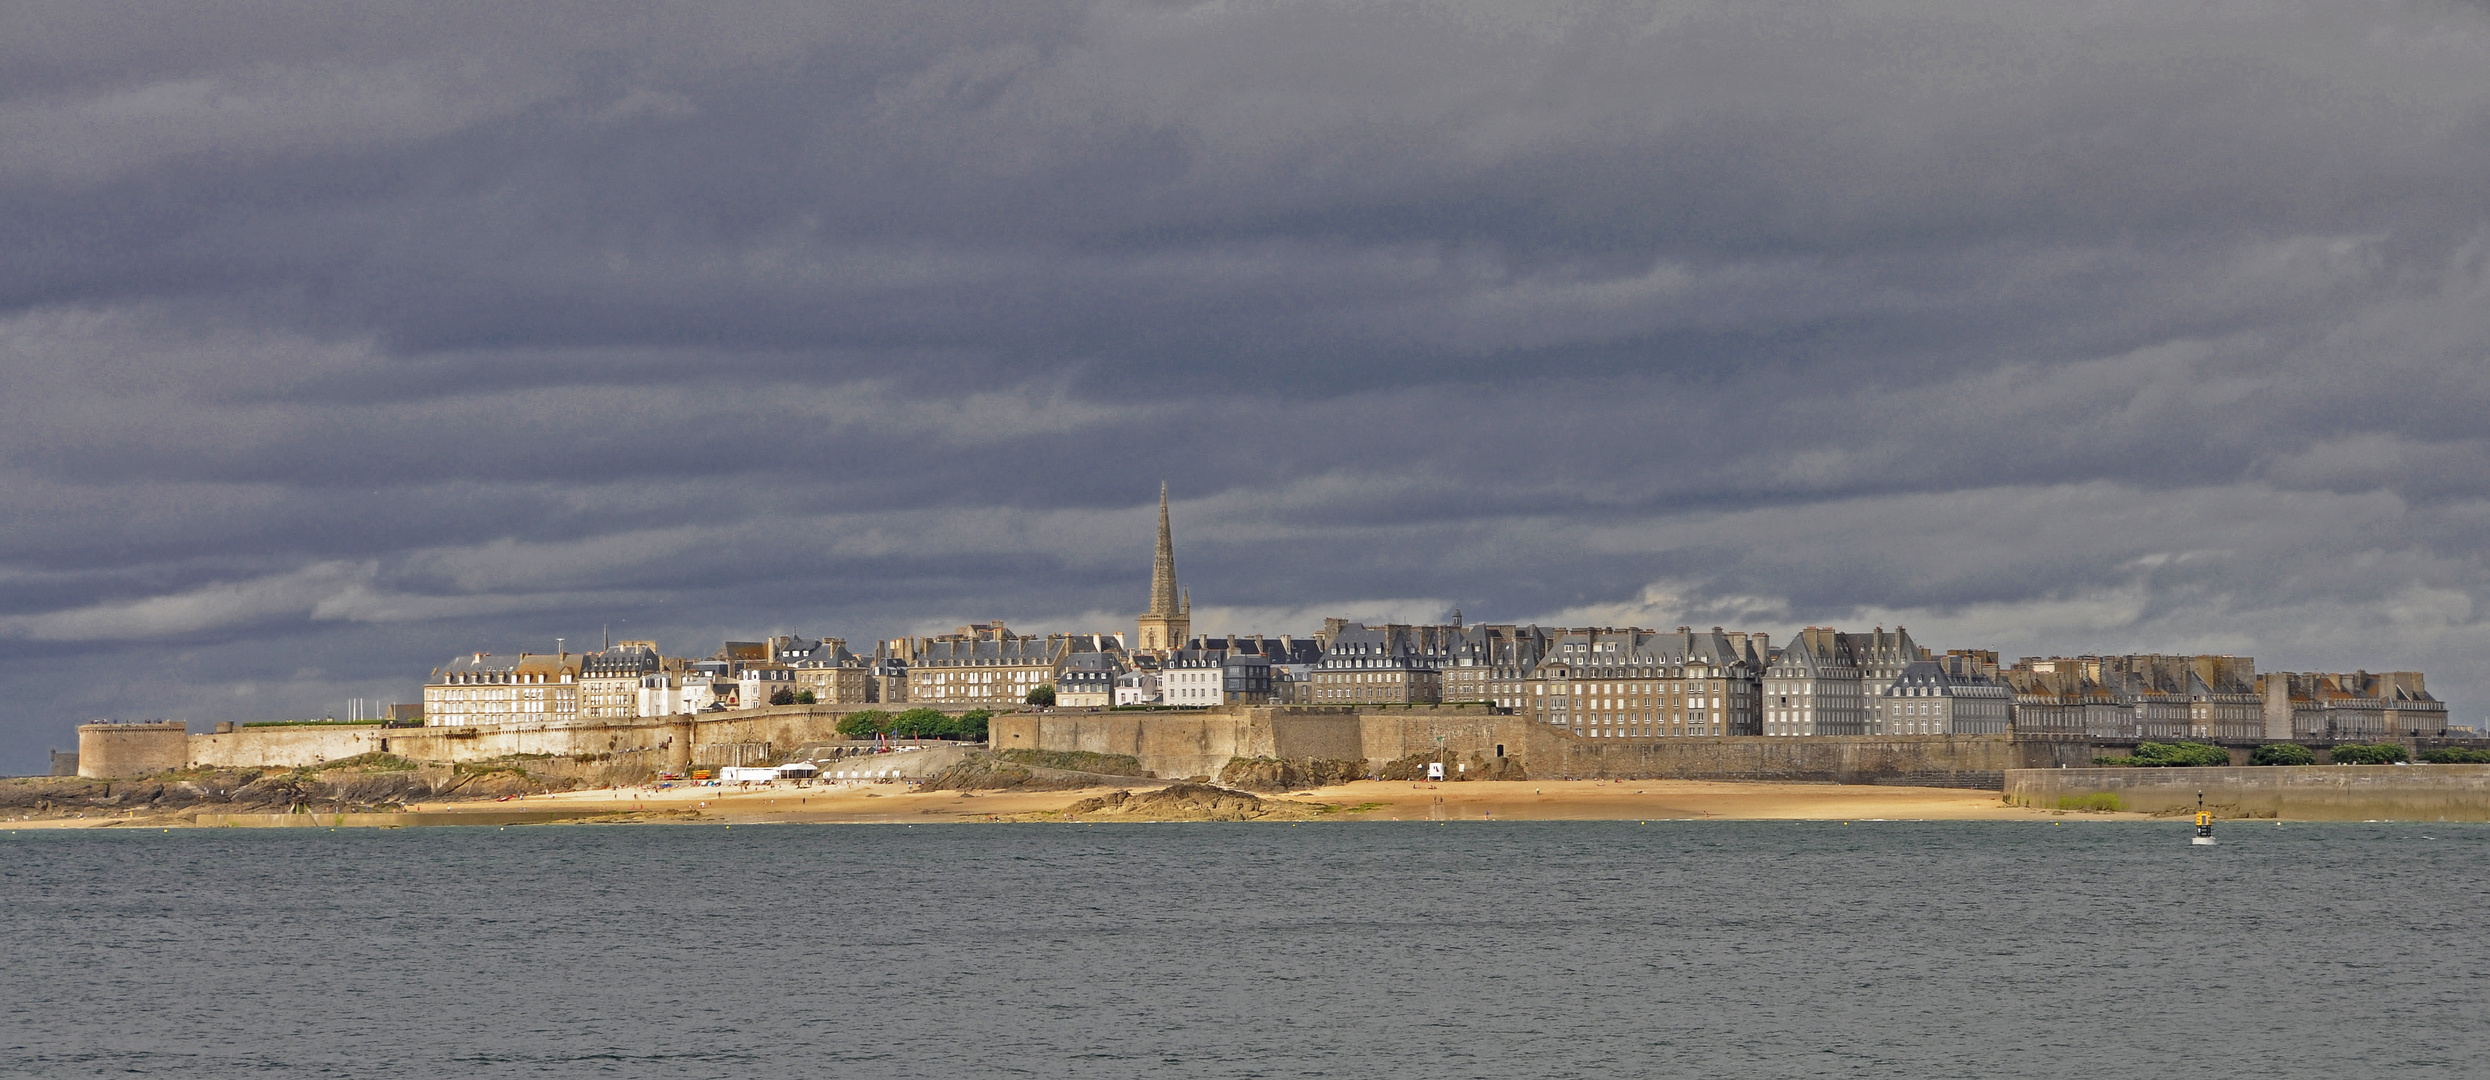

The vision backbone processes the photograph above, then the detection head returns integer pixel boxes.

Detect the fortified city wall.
[97,702,2089,787]
[989,707,2094,786]
[89,704,911,777]
[2006,764,2490,821]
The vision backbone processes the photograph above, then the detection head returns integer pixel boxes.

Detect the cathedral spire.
[1137,482,1192,652]
[1148,481,1180,617]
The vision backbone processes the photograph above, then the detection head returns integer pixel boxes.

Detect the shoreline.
[4,778,2171,828]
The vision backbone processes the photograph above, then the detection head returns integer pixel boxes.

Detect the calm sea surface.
[4,820,2484,1079]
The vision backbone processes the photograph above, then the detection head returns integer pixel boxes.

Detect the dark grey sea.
[4,820,2483,1078]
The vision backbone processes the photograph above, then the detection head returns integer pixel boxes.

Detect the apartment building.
[1532,626,1762,738]
[1765,628,1867,736]
[1878,656,2014,735]
[1442,622,1555,711]
[423,651,586,728]
[1306,623,1460,705]
[2260,670,2450,740]
[579,641,670,719]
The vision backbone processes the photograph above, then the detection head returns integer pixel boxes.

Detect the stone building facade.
[1531,626,1762,738]
[2260,670,2449,740]
[1307,623,1457,704]
[2005,655,2267,741]
[580,642,669,719]
[1765,628,1867,736]
[1058,667,1116,708]
[1442,622,1555,710]
[789,639,874,704]
[1849,627,1925,733]
[1879,656,2014,735]
[424,651,586,728]
[908,632,1065,708]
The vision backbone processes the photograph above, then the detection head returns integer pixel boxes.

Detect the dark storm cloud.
[4,1,2490,766]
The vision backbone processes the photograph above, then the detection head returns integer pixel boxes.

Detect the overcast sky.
[5,1,2488,770]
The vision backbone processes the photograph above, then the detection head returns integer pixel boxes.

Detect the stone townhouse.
[423,651,586,728]
[1878,655,2014,734]
[1307,623,1460,705]
[1057,666,1116,708]
[1188,634,1323,703]
[579,641,671,719]
[1441,621,1556,711]
[869,656,909,703]
[2259,671,2449,740]
[785,639,874,704]
[1531,626,1763,738]
[901,628,1125,709]
[738,662,801,708]
[1764,628,1869,736]
[908,634,1066,708]
[1848,627,1926,732]
[1114,669,1162,706]
[1159,653,1226,706]
[2007,655,2267,740]
[2001,661,2134,738]
[2090,655,2263,741]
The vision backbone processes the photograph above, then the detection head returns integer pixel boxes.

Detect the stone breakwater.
[2005,764,2490,821]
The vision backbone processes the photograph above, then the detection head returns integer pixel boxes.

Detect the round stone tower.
[77,721,189,779]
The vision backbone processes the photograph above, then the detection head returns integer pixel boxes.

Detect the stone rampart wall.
[189,725,390,768]
[2005,765,2490,821]
[1525,732,2083,785]
[176,704,924,773]
[999,708,2086,788]
[1264,711,1368,762]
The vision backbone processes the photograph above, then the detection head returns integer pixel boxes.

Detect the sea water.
[4,820,2483,1078]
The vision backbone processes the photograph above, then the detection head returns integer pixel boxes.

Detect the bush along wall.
[2250,743,2318,766]
[2094,741,2232,767]
[834,708,991,741]
[2331,743,2410,765]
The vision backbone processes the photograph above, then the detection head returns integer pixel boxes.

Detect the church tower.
[1135,482,1192,652]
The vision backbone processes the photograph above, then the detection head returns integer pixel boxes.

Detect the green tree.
[2250,743,2318,766]
[957,709,992,741]
[2420,747,2490,763]
[2332,742,2409,765]
[887,707,949,738]
[793,689,817,705]
[835,709,892,738]
[1025,683,1056,707]
[769,686,796,706]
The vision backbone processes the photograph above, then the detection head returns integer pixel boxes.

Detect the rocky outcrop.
[0,759,574,819]
[1057,782,1325,821]
[919,752,1141,792]
[994,749,1150,776]
[1215,756,1366,792]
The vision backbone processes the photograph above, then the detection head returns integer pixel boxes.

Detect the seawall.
[175,705,916,775]
[113,703,2096,791]
[991,708,2093,787]
[2005,765,2490,821]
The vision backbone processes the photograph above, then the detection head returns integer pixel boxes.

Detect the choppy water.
[4,820,2484,1079]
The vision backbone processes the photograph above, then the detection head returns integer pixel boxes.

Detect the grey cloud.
[7,2,2490,766]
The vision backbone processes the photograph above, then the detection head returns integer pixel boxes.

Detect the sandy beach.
[4,777,2163,828]
[389,777,2150,824]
